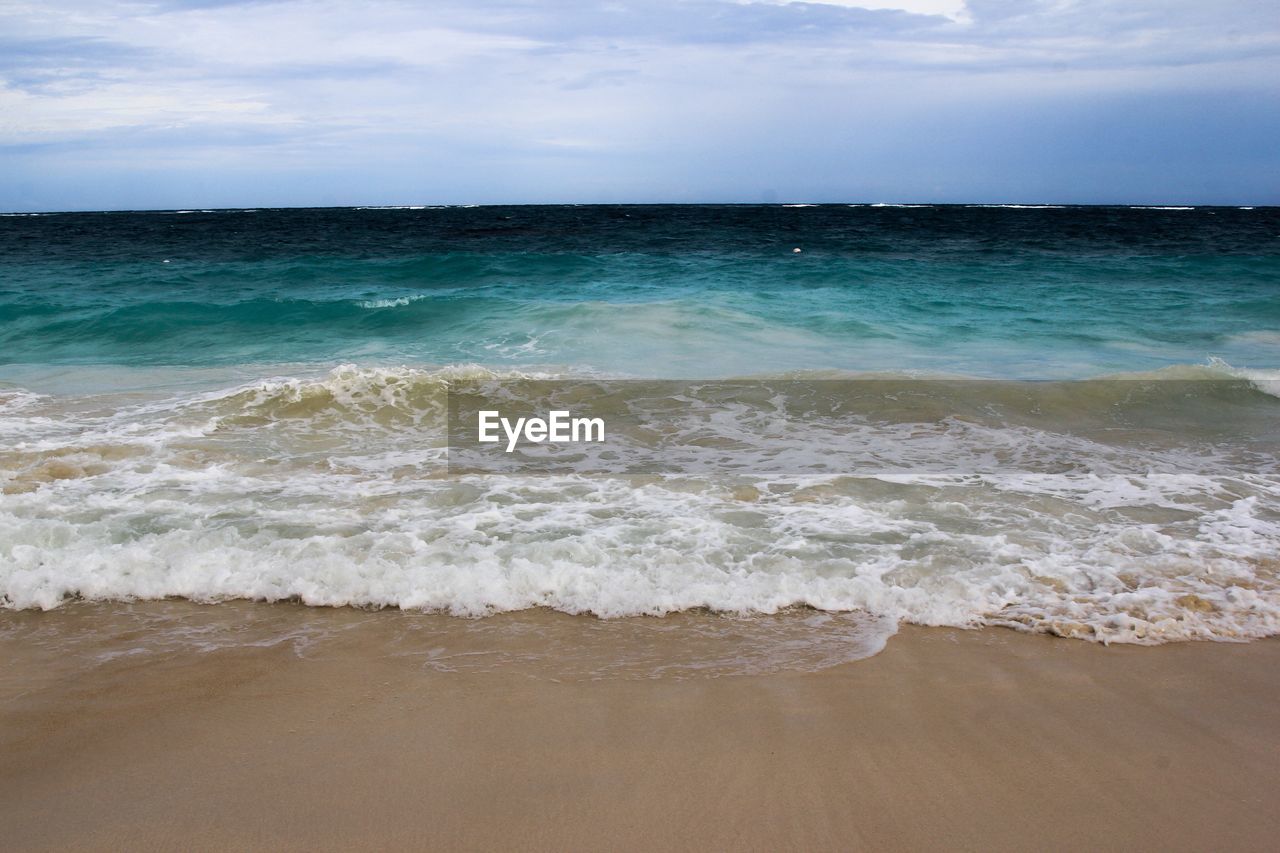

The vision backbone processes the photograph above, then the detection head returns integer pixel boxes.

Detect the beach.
[5,0,1280,845]
[4,602,1279,852]
[3,205,1279,850]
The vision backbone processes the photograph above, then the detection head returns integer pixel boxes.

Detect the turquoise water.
[2,205,1278,381]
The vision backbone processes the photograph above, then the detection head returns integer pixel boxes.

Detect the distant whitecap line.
[356,295,429,308]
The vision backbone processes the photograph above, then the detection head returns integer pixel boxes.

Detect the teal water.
[2,205,1278,381]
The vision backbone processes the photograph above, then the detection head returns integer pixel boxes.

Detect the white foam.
[2,364,1280,646]
[0,388,45,413]
[1204,356,1280,398]
[357,295,428,309]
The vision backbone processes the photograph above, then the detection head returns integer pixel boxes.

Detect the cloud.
[0,0,1276,207]
[761,0,969,22]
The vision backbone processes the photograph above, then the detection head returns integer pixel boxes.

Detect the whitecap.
[357,295,428,309]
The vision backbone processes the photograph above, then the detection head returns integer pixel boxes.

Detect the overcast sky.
[2,0,1277,210]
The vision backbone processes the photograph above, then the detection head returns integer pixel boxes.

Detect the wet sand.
[2,603,1279,851]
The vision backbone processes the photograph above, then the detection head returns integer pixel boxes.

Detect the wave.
[2,362,1279,645]
[5,234,1278,379]
[0,295,509,365]
[1224,330,1280,347]
[1090,358,1280,399]
[357,295,431,309]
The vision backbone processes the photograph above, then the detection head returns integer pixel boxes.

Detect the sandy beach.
[5,0,1278,849]
[3,602,1278,852]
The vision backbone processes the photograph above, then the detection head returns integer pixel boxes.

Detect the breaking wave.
[2,362,1279,646]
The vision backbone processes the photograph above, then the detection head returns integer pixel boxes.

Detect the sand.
[2,602,1279,852]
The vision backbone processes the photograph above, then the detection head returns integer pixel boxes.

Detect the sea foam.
[3,364,1280,645]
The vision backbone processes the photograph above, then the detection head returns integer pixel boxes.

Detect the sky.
[1,0,1278,210]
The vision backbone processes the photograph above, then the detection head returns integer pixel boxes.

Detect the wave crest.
[2,362,1280,646]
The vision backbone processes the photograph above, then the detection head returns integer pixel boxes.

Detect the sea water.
[2,204,1278,653]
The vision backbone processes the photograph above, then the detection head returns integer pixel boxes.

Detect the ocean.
[2,204,1279,667]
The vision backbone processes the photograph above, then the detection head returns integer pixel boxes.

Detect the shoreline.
[3,603,1279,851]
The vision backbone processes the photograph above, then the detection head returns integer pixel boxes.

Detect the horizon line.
[2,201,1274,216]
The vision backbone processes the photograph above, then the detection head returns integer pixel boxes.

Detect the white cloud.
[1,0,1274,147]
[759,0,969,22]
[0,0,1276,207]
